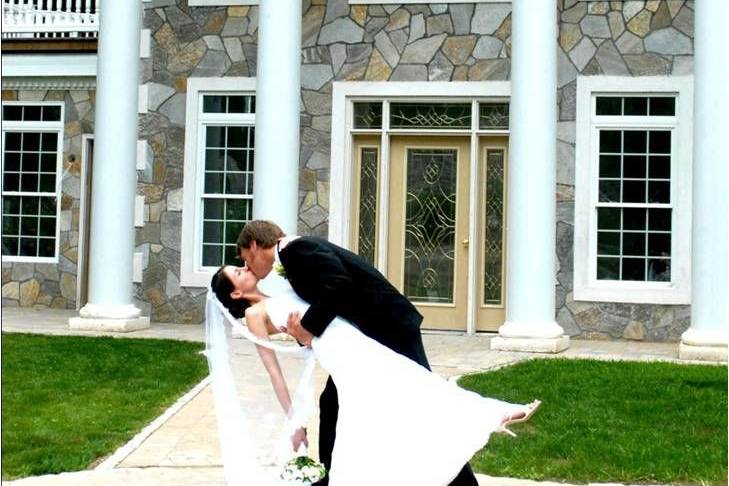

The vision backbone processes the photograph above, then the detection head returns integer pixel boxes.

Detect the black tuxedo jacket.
[278,236,424,350]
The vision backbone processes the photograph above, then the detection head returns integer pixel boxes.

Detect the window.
[2,103,63,262]
[180,78,256,287]
[574,77,692,304]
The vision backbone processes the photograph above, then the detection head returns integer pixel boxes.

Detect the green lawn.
[1,333,208,480]
[459,358,728,485]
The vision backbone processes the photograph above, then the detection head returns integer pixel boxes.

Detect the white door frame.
[329,81,511,334]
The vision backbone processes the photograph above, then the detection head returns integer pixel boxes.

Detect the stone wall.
[136,0,694,340]
[1,88,95,310]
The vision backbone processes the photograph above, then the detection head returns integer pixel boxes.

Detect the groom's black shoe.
[449,463,479,486]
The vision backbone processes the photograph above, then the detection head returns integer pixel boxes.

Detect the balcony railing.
[2,0,99,40]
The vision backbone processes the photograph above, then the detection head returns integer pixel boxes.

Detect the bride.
[210,264,540,486]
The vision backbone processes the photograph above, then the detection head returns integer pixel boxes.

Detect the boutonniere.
[274,262,287,279]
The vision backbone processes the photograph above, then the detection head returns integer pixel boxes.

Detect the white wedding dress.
[264,290,518,486]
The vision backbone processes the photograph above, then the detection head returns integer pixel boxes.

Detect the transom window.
[2,103,63,261]
[573,77,692,305]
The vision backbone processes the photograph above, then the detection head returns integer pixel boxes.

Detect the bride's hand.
[286,312,314,348]
[291,426,308,451]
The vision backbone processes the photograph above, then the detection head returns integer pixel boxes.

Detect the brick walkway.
[2,307,691,486]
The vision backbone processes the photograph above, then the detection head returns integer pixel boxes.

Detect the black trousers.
[312,330,478,486]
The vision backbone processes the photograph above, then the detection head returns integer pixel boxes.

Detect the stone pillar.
[69,0,149,332]
[252,0,302,235]
[679,0,728,362]
[491,0,568,353]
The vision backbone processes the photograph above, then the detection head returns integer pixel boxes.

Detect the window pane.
[42,105,62,122]
[648,181,670,203]
[649,156,670,179]
[205,149,226,171]
[206,126,226,148]
[623,208,646,231]
[226,199,250,221]
[622,232,645,256]
[226,150,247,173]
[3,106,23,122]
[203,221,223,243]
[623,97,647,116]
[23,132,41,151]
[38,238,55,257]
[597,231,620,256]
[648,208,671,231]
[649,131,671,154]
[623,155,646,179]
[203,95,226,113]
[202,244,223,266]
[22,152,40,172]
[227,126,246,148]
[4,196,20,214]
[225,173,246,194]
[224,245,239,265]
[4,132,22,151]
[597,207,620,230]
[19,237,38,256]
[598,180,620,202]
[40,153,56,172]
[20,216,38,236]
[3,173,20,192]
[479,103,509,130]
[353,102,382,129]
[3,216,19,235]
[24,106,42,121]
[5,152,21,171]
[596,97,621,116]
[599,155,621,178]
[622,257,645,280]
[623,180,645,203]
[597,257,619,280]
[38,217,55,236]
[204,173,224,194]
[649,97,675,116]
[623,130,646,153]
[203,198,224,219]
[648,233,671,257]
[39,174,56,193]
[224,222,241,244]
[40,197,56,215]
[21,174,39,192]
[390,103,471,129]
[22,197,39,214]
[599,130,621,152]
[227,96,245,114]
[648,259,671,281]
[2,237,19,255]
[41,132,58,151]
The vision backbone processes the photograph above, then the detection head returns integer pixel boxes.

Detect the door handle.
[462,239,469,248]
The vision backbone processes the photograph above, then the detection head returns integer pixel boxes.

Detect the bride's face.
[223,265,258,296]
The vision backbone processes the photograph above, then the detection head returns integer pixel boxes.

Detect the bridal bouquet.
[280,455,327,485]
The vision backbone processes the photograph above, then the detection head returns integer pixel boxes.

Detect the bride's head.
[211,265,261,318]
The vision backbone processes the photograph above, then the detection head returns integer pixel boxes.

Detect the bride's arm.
[244,303,293,415]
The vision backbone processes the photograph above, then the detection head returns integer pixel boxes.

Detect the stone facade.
[1,88,95,310]
[2,1,696,342]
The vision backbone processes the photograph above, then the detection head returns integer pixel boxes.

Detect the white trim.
[1,54,97,78]
[138,84,148,114]
[1,101,65,263]
[574,75,693,305]
[134,195,145,227]
[136,140,148,171]
[77,134,94,309]
[140,29,151,59]
[188,0,258,5]
[180,77,257,288]
[132,252,143,283]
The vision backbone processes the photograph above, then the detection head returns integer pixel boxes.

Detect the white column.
[69,0,148,332]
[679,0,728,362]
[252,0,302,235]
[491,0,568,353]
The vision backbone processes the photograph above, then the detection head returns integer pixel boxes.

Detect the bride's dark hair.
[210,266,252,319]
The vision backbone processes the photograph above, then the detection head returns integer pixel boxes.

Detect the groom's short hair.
[237,220,285,251]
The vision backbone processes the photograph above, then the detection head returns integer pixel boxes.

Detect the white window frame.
[180,77,256,287]
[574,76,693,305]
[187,0,257,5]
[1,101,64,263]
[348,0,509,3]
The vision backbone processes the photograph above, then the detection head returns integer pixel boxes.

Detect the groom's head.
[236,220,285,279]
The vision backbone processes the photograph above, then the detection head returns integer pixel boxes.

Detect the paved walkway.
[1,308,692,486]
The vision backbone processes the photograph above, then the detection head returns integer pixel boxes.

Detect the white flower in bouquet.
[280,455,326,485]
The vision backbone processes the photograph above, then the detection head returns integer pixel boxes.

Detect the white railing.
[2,0,99,40]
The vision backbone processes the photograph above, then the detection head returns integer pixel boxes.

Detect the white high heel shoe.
[495,400,542,437]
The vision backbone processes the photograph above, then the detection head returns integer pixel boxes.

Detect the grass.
[1,333,208,480]
[459,358,728,485]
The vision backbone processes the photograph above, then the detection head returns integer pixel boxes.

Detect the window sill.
[574,282,690,305]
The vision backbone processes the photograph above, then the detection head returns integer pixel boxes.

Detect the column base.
[679,328,728,362]
[69,303,150,332]
[491,335,570,353]
[69,316,151,333]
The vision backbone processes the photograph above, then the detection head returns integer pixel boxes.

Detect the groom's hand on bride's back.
[286,311,314,348]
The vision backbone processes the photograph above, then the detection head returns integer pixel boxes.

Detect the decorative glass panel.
[403,149,457,303]
[357,147,379,265]
[353,102,382,129]
[479,103,509,130]
[483,149,505,305]
[390,103,471,129]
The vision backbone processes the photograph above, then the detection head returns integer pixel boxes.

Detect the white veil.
[205,290,318,485]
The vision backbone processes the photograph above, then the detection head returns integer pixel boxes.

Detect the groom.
[237,220,478,486]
